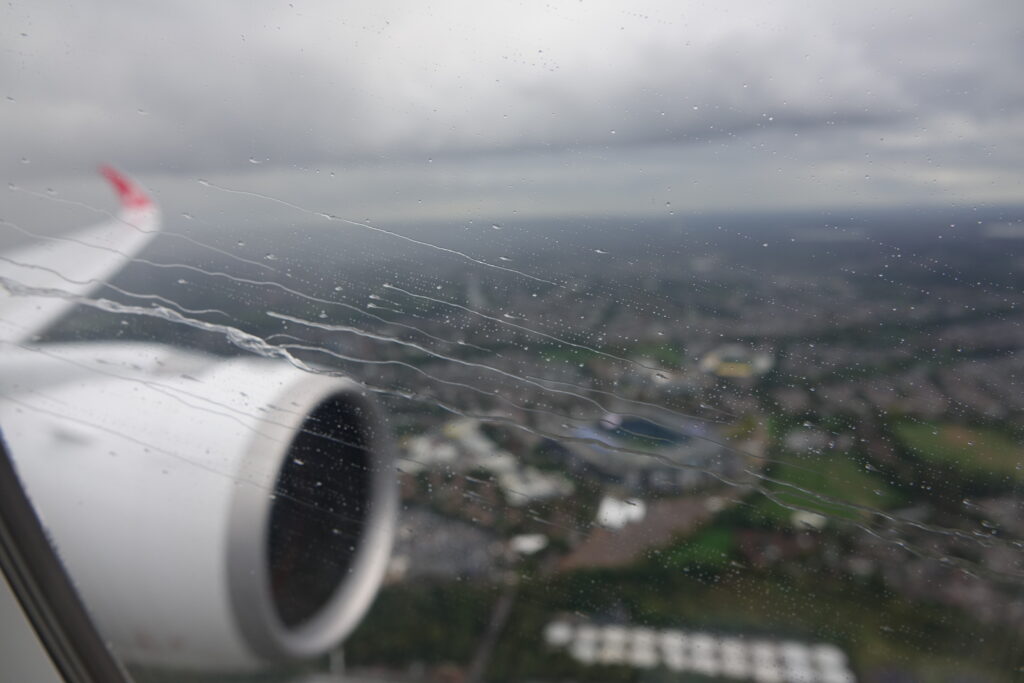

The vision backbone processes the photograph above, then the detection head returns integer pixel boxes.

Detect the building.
[544,620,855,683]
[564,413,735,493]
[700,343,775,379]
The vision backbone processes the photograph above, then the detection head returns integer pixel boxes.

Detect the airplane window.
[2,2,1023,682]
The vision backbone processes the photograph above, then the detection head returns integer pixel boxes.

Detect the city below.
[53,205,1024,683]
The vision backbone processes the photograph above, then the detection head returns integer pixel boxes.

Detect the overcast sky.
[2,1,1023,231]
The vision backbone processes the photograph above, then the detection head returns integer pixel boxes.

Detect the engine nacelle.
[0,342,397,670]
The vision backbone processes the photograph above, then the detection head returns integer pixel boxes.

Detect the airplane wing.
[0,166,160,344]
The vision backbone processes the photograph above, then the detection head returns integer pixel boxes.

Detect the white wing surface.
[0,167,160,343]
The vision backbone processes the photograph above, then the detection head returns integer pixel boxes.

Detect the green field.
[892,421,1024,483]
[485,567,1021,683]
[755,450,906,523]
[660,526,736,569]
[346,544,1021,683]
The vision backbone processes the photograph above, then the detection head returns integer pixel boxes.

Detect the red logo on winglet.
[99,165,152,210]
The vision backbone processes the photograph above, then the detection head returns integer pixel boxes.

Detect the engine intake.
[270,395,373,629]
[0,343,397,670]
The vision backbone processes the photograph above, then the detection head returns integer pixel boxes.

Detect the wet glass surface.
[1,2,1023,682]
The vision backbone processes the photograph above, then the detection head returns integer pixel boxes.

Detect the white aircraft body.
[0,169,397,671]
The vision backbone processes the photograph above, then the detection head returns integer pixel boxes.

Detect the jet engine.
[0,342,397,670]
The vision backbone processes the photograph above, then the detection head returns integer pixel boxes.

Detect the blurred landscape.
[5,2,1024,682]
[47,203,1024,683]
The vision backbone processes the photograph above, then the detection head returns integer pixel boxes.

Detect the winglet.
[99,165,153,211]
[0,166,160,343]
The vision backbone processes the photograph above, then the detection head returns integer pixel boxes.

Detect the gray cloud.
[2,0,1022,217]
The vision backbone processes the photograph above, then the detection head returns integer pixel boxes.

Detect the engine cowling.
[0,342,397,670]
